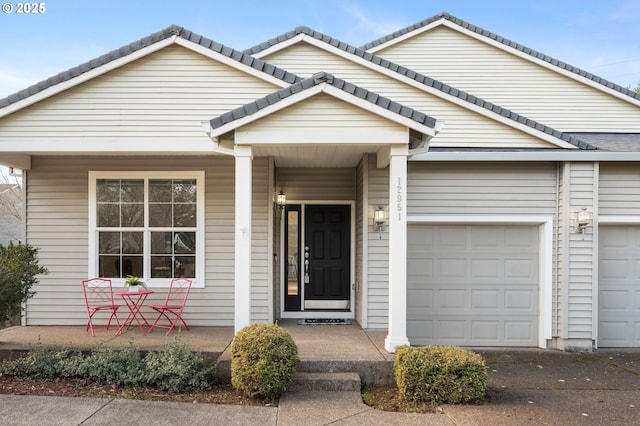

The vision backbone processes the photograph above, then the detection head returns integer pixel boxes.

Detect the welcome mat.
[297,318,352,325]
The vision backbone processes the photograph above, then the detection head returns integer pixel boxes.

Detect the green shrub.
[82,341,145,386]
[144,336,215,392]
[231,323,299,400]
[394,345,487,404]
[0,341,73,380]
[0,338,217,391]
[0,242,48,324]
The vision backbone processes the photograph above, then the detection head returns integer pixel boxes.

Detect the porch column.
[234,145,253,333]
[385,145,410,353]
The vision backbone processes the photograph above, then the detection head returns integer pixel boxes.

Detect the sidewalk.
[1,349,639,425]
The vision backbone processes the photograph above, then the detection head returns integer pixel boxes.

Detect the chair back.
[164,278,192,309]
[82,278,116,308]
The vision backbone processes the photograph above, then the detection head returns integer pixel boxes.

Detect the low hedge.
[394,345,487,404]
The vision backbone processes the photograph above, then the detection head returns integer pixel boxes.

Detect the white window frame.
[88,171,205,288]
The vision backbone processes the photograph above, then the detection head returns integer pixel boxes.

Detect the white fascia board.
[0,139,217,153]
[209,84,325,138]
[0,37,178,119]
[0,154,31,170]
[320,84,437,137]
[411,151,640,162]
[175,38,290,89]
[210,83,437,141]
[365,19,445,54]
[249,33,307,60]
[443,20,640,108]
[301,35,577,150]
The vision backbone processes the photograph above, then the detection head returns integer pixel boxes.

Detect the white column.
[385,145,410,353]
[234,145,252,333]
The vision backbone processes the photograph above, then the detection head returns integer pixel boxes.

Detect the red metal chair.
[82,278,121,336]
[148,278,192,335]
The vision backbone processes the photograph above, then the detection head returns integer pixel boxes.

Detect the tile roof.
[0,25,301,110]
[361,12,640,102]
[566,133,640,152]
[209,72,437,131]
[244,26,596,151]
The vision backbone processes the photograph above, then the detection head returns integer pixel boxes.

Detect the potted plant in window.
[125,275,146,292]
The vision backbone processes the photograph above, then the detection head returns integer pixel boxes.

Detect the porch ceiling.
[252,143,381,167]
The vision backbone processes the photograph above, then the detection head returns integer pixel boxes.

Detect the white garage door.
[599,226,640,347]
[407,224,539,347]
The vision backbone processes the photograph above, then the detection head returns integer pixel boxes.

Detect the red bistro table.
[114,290,155,336]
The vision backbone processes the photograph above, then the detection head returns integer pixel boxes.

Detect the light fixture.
[276,190,286,210]
[576,208,592,235]
[373,206,386,238]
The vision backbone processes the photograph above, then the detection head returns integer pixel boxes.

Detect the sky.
[0,0,639,99]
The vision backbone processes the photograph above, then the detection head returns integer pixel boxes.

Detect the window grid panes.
[96,177,198,281]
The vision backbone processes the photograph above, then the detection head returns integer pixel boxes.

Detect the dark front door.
[304,205,350,309]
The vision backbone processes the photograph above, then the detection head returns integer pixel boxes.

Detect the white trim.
[412,151,640,162]
[174,37,290,89]
[274,35,578,150]
[367,18,640,108]
[385,152,410,353]
[361,155,370,328]
[407,214,554,349]
[88,171,206,289]
[441,20,640,109]
[366,19,444,54]
[0,139,218,154]
[0,35,292,120]
[207,83,438,141]
[0,154,31,170]
[279,200,356,320]
[267,158,275,323]
[234,146,253,332]
[598,216,640,224]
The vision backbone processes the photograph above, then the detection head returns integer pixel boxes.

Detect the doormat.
[297,319,352,325]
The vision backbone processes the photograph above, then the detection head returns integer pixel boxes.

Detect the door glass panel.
[287,210,299,296]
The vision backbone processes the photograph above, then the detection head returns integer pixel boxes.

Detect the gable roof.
[361,12,640,104]
[244,26,595,151]
[0,25,301,115]
[206,71,439,141]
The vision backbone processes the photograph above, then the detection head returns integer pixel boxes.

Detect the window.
[89,172,204,287]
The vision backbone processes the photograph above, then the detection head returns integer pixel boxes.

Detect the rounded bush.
[231,323,299,400]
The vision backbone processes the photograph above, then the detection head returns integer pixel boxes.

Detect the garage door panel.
[504,321,536,342]
[408,224,539,347]
[471,321,500,341]
[599,226,640,347]
[438,289,466,309]
[471,259,500,279]
[505,290,535,310]
[470,290,499,309]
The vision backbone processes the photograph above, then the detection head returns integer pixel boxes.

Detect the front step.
[288,372,361,392]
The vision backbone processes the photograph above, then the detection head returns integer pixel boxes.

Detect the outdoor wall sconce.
[576,208,593,235]
[276,190,286,210]
[373,206,386,238]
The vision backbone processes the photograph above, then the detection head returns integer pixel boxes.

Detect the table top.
[114,290,155,297]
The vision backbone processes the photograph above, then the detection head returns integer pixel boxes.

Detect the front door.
[284,204,351,311]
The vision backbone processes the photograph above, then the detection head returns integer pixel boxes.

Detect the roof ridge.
[209,71,437,131]
[243,24,594,150]
[0,25,302,110]
[360,12,640,102]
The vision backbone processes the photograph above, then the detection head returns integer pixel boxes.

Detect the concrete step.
[288,372,361,392]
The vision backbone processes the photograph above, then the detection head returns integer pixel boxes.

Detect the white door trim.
[407,215,553,348]
[279,200,356,320]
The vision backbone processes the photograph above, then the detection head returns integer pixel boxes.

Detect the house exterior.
[1,12,639,352]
